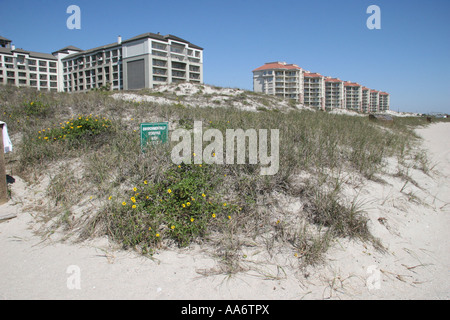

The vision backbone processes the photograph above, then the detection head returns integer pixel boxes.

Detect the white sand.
[0,123,449,300]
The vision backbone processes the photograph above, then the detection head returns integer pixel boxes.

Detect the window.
[170,44,184,54]
[153,76,166,82]
[152,42,167,51]
[153,59,166,67]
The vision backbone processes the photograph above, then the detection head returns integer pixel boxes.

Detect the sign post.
[0,123,8,205]
[140,122,169,152]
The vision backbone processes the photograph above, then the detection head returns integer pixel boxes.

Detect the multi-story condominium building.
[361,87,370,113]
[0,36,59,91]
[324,77,344,109]
[55,41,123,92]
[0,32,203,93]
[303,72,325,110]
[370,90,380,113]
[253,61,390,113]
[379,92,390,111]
[344,81,362,111]
[252,62,304,102]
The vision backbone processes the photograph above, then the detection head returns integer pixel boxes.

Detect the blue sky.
[1,0,449,114]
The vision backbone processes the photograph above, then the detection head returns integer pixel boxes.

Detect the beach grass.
[1,84,446,270]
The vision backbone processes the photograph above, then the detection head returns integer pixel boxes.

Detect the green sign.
[140,122,169,151]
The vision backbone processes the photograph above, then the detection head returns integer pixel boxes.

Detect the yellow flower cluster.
[36,114,111,142]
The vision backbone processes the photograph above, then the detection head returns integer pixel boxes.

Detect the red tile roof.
[253,62,302,72]
[344,82,361,87]
[304,72,323,78]
[379,92,389,95]
[325,78,342,83]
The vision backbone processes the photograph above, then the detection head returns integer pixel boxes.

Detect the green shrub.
[105,163,240,253]
[35,114,112,142]
[23,100,52,117]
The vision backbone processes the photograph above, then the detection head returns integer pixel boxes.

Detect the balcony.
[189,73,200,80]
[172,70,186,78]
[171,54,186,62]
[153,68,167,76]
[152,50,167,57]
[172,62,186,70]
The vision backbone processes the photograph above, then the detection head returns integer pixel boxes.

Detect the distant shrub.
[35,114,112,142]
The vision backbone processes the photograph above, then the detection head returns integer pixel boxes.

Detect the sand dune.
[0,123,449,300]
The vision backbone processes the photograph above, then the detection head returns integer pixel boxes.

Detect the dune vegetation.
[1,83,445,274]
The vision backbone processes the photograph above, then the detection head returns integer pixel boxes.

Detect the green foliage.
[107,163,239,252]
[1,84,436,270]
[23,100,51,117]
[36,114,112,142]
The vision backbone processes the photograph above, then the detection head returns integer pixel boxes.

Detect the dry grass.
[0,83,441,272]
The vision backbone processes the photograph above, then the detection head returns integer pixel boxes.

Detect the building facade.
[370,90,380,113]
[303,72,325,110]
[253,61,390,112]
[0,36,59,91]
[379,92,390,111]
[344,81,362,111]
[325,77,344,109]
[0,32,203,93]
[252,62,303,102]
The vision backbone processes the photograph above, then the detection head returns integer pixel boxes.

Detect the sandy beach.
[0,122,449,300]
